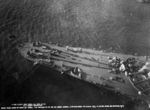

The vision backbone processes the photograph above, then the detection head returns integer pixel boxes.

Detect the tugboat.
[18,41,150,107]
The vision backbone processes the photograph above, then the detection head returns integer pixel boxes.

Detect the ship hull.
[18,42,150,105]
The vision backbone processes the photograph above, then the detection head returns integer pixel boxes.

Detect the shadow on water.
[1,64,145,110]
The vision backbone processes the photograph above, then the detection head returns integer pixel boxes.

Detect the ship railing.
[133,78,150,84]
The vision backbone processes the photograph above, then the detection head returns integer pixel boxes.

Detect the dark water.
[1,0,150,110]
[1,65,139,110]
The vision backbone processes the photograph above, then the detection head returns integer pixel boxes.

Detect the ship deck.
[18,42,150,104]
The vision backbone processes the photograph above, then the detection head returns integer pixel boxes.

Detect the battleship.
[17,41,150,107]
